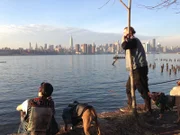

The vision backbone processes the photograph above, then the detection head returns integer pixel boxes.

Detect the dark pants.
[18,111,29,134]
[18,111,58,135]
[126,66,152,112]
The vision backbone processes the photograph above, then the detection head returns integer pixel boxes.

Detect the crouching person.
[170,80,180,96]
[16,82,59,135]
[62,101,101,135]
[149,92,180,123]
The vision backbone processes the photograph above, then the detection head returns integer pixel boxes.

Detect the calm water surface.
[0,54,179,134]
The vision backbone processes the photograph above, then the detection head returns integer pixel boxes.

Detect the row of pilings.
[149,63,156,70]
[149,62,180,75]
[155,58,180,62]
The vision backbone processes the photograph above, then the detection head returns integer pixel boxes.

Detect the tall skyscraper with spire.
[70,35,73,52]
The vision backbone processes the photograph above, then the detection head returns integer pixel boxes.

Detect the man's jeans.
[126,66,152,111]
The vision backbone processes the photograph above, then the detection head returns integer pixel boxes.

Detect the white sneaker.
[120,107,131,113]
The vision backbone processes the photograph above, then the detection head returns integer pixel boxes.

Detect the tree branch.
[120,0,128,10]
[138,0,178,10]
[98,0,112,9]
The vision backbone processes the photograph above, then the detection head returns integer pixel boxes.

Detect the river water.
[0,54,179,134]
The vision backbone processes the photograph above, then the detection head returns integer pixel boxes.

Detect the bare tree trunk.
[127,0,137,116]
[120,0,137,116]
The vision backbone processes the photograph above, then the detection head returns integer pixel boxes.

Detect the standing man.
[121,27,152,114]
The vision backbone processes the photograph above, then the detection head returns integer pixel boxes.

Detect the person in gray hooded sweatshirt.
[121,26,152,114]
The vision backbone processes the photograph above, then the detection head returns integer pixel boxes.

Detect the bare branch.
[137,0,178,10]
[171,1,180,12]
[120,0,128,10]
[98,0,111,9]
[163,0,177,8]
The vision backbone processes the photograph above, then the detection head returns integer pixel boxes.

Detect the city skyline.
[1,36,179,56]
[1,25,180,49]
[0,0,180,48]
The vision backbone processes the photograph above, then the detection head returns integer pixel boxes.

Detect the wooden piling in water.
[171,65,173,69]
[174,68,177,75]
[169,69,171,75]
[166,63,169,71]
[149,63,151,68]
[161,65,164,73]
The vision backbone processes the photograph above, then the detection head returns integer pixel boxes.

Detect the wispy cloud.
[0,24,179,49]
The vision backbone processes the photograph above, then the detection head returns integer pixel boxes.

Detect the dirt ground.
[10,104,180,135]
[57,104,180,135]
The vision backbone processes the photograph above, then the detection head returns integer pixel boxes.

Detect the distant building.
[29,42,32,50]
[70,35,73,52]
[75,44,80,54]
[39,46,43,50]
[82,44,87,54]
[35,43,38,50]
[92,43,96,54]
[157,43,161,48]
[118,40,123,53]
[111,44,115,53]
[44,43,47,50]
[152,39,156,52]
[142,43,146,51]
[143,42,151,53]
[105,43,108,52]
[163,46,167,53]
[49,45,54,51]
[114,40,120,54]
[156,43,162,52]
[87,44,92,54]
[55,45,62,52]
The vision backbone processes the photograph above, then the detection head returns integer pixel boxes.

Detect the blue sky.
[0,0,179,48]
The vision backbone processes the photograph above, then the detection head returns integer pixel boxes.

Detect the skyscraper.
[112,44,115,53]
[49,45,54,51]
[87,44,92,54]
[75,44,80,53]
[152,39,156,52]
[82,44,87,54]
[143,42,150,53]
[35,43,38,50]
[29,42,32,50]
[44,43,47,50]
[92,43,96,54]
[70,35,73,51]
[114,40,120,54]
